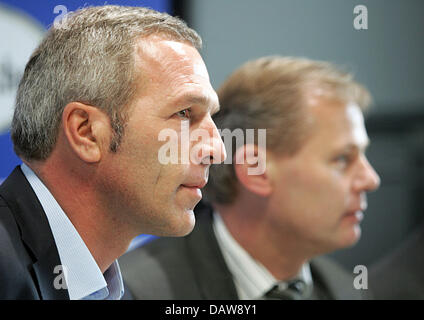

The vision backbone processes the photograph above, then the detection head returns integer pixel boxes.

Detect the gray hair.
[11,5,202,160]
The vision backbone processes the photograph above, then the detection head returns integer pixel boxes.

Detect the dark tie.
[264,280,307,300]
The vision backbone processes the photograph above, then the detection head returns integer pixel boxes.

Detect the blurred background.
[1,0,423,271]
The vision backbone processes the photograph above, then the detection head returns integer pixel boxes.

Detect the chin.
[350,224,362,244]
[160,208,196,237]
[174,224,195,237]
[319,226,361,254]
[178,208,196,236]
[339,224,362,249]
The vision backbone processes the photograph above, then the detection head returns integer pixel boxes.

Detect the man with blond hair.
[0,5,225,299]
[120,56,380,300]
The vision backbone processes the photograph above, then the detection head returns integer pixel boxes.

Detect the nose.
[192,115,227,165]
[353,154,381,193]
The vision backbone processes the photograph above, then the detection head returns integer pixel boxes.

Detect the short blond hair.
[205,56,372,204]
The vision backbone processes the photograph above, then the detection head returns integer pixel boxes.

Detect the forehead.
[135,36,210,86]
[302,95,369,152]
[132,36,218,109]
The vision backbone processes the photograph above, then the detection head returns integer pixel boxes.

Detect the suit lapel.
[0,166,70,300]
[186,202,239,299]
[33,243,69,300]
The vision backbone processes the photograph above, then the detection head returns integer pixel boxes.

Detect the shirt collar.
[212,211,313,300]
[21,163,124,300]
[82,260,124,300]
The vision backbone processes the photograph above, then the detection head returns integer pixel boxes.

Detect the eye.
[333,154,353,170]
[335,155,349,163]
[176,108,191,119]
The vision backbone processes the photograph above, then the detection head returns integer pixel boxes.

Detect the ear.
[62,102,111,163]
[233,144,272,197]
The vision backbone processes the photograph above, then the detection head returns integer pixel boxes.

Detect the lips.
[345,197,367,220]
[180,183,204,202]
[343,210,364,223]
[181,179,207,189]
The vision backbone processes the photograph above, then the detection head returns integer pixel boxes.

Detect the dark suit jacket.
[369,222,424,299]
[0,166,69,300]
[120,202,367,300]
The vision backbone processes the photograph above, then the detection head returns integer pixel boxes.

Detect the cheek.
[282,167,349,218]
[123,128,167,180]
[153,164,185,192]
[151,163,192,204]
[284,167,326,199]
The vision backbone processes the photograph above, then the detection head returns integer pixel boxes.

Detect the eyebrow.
[341,139,370,153]
[177,93,220,115]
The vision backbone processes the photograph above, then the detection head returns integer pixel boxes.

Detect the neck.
[216,193,310,281]
[27,159,133,273]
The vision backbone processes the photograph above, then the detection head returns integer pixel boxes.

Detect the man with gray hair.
[120,56,380,299]
[0,5,225,299]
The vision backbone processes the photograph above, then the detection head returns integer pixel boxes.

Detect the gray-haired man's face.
[97,36,225,238]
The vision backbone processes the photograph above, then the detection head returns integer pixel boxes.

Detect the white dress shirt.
[21,164,124,300]
[212,211,313,300]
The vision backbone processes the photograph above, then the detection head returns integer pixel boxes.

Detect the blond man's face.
[266,94,380,255]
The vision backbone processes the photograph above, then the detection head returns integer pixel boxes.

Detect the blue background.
[1,0,171,28]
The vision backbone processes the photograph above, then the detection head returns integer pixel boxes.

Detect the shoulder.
[369,225,424,299]
[0,195,7,209]
[0,199,21,256]
[121,203,216,271]
[119,236,197,299]
[0,202,35,299]
[121,236,188,272]
[310,255,368,300]
[119,203,226,299]
[310,255,354,288]
[311,255,352,278]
